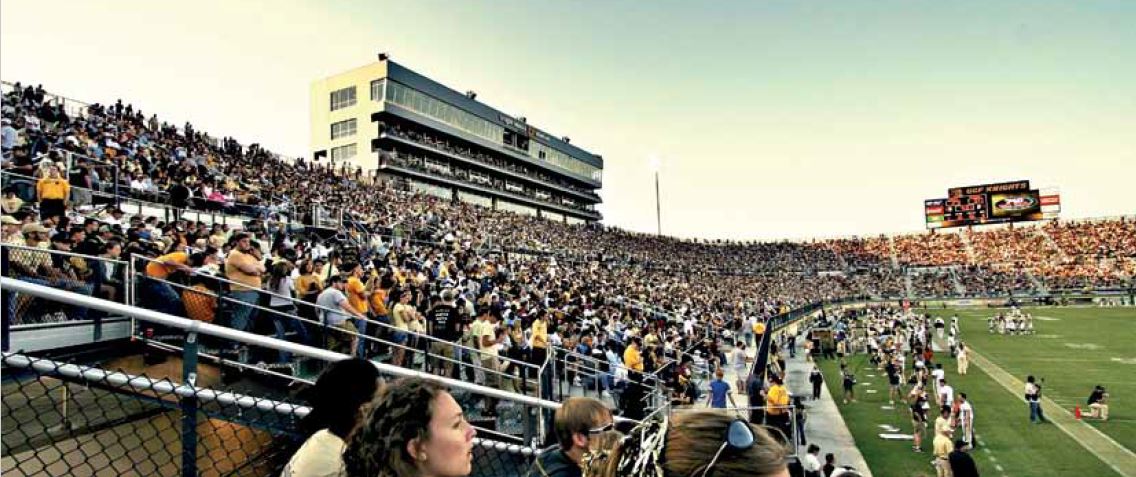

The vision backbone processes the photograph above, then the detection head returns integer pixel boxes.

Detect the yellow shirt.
[766,384,790,415]
[224,250,262,292]
[346,276,369,315]
[392,303,413,330]
[294,274,323,297]
[146,252,188,280]
[36,178,70,200]
[624,346,644,372]
[531,319,548,349]
[369,289,390,317]
[753,322,767,335]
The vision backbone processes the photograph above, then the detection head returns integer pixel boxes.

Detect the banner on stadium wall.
[948,180,1030,197]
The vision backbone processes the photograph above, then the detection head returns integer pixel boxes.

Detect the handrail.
[0,277,576,414]
[134,255,538,371]
[143,274,528,383]
[2,242,127,266]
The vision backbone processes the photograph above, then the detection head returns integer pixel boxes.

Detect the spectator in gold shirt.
[36,166,69,220]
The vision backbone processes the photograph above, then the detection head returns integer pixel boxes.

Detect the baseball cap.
[1,215,18,225]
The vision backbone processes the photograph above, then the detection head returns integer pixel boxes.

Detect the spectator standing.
[802,444,822,477]
[224,233,265,339]
[36,166,69,220]
[343,262,371,358]
[823,453,836,477]
[1025,375,1046,423]
[809,364,824,400]
[910,384,929,453]
[731,342,748,392]
[315,275,363,355]
[707,368,736,409]
[957,393,975,448]
[957,342,969,375]
[948,440,980,477]
[426,288,460,377]
[765,374,792,441]
[477,309,502,417]
[933,407,954,477]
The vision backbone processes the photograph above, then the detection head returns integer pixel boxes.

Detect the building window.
[370,79,385,101]
[330,143,357,162]
[384,80,504,145]
[330,119,357,140]
[330,86,356,111]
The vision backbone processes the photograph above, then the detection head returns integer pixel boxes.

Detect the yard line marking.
[969,348,1136,477]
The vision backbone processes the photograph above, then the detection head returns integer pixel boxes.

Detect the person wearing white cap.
[1,215,22,244]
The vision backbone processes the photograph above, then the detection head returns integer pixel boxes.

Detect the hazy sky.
[3,1,1134,240]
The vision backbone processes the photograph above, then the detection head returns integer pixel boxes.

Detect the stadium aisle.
[784,345,874,477]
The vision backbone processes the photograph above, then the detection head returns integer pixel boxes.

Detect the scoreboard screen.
[926,180,1056,229]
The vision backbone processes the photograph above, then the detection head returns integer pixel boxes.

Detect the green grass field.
[818,306,1135,477]
[928,306,1136,454]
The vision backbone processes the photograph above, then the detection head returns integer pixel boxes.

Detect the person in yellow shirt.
[390,289,415,367]
[623,337,644,373]
[224,233,265,338]
[530,310,549,369]
[344,262,373,358]
[36,166,69,219]
[141,243,190,317]
[933,407,954,477]
[765,375,792,441]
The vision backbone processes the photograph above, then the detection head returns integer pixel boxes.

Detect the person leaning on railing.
[316,274,366,357]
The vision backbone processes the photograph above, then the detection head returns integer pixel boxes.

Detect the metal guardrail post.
[2,246,10,351]
[126,258,136,338]
[180,331,200,477]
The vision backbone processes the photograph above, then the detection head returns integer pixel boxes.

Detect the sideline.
[969,349,1136,477]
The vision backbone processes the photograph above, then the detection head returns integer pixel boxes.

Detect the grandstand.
[2,79,1135,477]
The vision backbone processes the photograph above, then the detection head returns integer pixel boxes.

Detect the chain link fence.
[1,352,535,477]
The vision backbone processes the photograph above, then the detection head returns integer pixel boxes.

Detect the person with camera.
[1025,375,1047,424]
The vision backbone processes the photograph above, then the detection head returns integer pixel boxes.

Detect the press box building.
[310,58,603,223]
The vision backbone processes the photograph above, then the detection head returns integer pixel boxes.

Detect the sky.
[3,0,1134,240]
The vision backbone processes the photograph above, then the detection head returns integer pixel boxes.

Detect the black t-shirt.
[948,450,980,477]
[428,304,461,342]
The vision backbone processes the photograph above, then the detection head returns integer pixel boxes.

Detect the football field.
[818,305,1135,477]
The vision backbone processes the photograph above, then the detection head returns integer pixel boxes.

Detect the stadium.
[2,3,1135,477]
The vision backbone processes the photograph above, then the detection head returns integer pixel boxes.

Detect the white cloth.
[281,429,346,477]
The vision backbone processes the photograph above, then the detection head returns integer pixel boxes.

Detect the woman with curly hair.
[344,377,477,477]
[581,411,789,477]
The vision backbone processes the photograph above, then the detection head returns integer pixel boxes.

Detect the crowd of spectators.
[3,83,1135,386]
[893,233,968,267]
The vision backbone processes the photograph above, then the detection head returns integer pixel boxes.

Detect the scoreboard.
[925,180,1060,229]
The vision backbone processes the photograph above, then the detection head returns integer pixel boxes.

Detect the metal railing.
[3,277,634,473]
[129,255,541,383]
[0,351,536,477]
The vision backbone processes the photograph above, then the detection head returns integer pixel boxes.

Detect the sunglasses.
[696,419,755,477]
[586,421,614,436]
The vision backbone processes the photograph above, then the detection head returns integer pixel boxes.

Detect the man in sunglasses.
[532,397,614,477]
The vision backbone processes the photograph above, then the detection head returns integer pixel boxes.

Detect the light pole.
[649,156,661,235]
[655,170,661,236]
